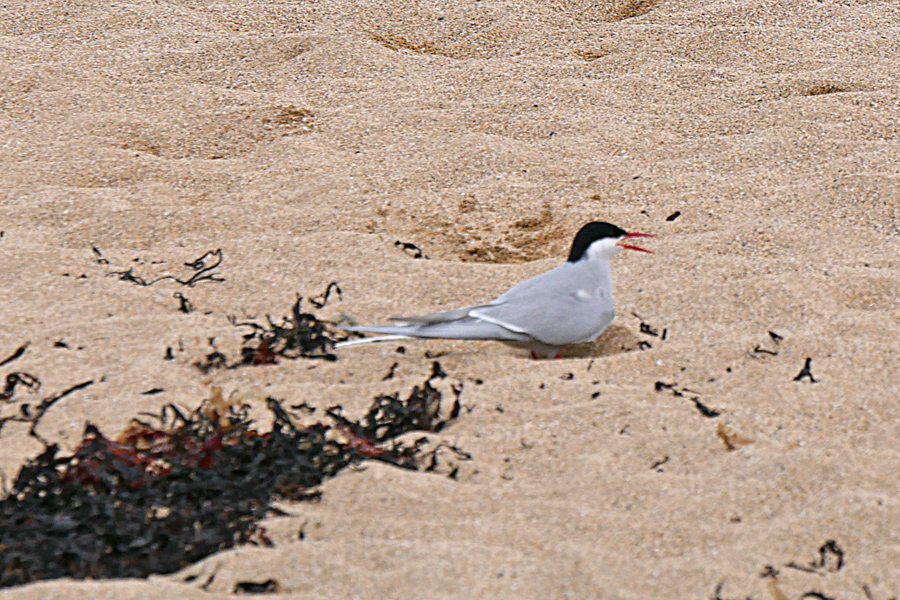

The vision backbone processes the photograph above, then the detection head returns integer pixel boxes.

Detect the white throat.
[584,236,623,261]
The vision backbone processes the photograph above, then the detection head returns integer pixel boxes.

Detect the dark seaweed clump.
[0,371,462,588]
[226,295,340,366]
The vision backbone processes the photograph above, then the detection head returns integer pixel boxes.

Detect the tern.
[335,221,654,358]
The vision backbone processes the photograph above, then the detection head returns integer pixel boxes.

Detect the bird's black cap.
[567,222,627,262]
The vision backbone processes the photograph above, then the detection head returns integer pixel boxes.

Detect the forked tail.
[334,334,413,349]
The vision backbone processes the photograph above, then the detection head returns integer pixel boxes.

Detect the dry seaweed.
[395,240,428,259]
[0,372,40,402]
[382,362,399,381]
[179,250,225,286]
[234,579,279,594]
[174,292,193,314]
[794,357,818,383]
[90,245,109,265]
[0,380,93,442]
[721,540,856,600]
[654,380,720,418]
[326,369,462,467]
[0,344,28,368]
[105,249,225,287]
[308,282,342,309]
[786,540,844,574]
[633,312,667,340]
[690,397,720,418]
[229,296,339,365]
[0,371,465,589]
[193,338,228,373]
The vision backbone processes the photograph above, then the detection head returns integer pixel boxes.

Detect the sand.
[1,0,899,597]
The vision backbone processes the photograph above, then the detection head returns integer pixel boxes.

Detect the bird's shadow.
[559,325,645,359]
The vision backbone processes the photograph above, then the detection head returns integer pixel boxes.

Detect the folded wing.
[340,316,532,341]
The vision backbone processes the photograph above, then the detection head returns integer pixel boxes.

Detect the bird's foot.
[530,349,563,359]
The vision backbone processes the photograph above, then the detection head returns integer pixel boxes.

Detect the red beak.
[617,231,655,254]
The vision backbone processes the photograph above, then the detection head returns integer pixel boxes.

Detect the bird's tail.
[334,334,413,349]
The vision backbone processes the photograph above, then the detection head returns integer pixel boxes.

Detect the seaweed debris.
[0,370,464,588]
[395,240,428,259]
[104,249,225,287]
[793,357,818,383]
[228,296,339,365]
[327,369,461,447]
[0,343,29,368]
[0,372,40,402]
[308,282,342,309]
[0,380,94,443]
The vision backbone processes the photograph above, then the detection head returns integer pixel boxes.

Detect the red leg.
[554,350,562,359]
[530,350,539,359]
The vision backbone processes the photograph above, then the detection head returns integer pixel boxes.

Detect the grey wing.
[471,293,614,346]
[387,267,567,326]
[341,318,532,341]
[469,265,616,346]
[388,302,500,325]
[341,299,530,341]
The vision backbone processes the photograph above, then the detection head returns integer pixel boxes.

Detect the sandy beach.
[1,0,900,597]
